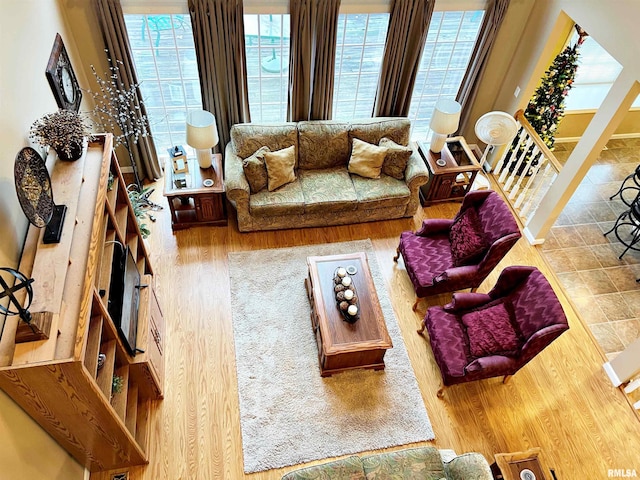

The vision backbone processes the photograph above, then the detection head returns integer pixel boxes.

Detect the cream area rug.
[228,239,434,474]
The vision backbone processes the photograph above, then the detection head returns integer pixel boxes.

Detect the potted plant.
[29,109,90,161]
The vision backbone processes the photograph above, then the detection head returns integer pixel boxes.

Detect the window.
[244,14,290,122]
[124,14,202,158]
[332,13,390,120]
[564,35,627,111]
[408,10,484,141]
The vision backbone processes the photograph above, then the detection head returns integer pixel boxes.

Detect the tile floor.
[541,138,640,360]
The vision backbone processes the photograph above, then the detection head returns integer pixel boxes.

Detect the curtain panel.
[287,0,341,121]
[93,0,161,182]
[189,0,251,154]
[373,0,434,117]
[456,0,511,135]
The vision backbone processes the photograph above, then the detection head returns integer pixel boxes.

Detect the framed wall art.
[45,33,82,112]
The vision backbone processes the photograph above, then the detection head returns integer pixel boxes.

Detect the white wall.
[0,1,87,478]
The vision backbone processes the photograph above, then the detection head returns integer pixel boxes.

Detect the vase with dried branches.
[29,109,90,162]
[85,57,150,189]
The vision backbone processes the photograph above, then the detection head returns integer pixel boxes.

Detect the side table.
[163,152,227,230]
[418,136,482,206]
[492,448,553,480]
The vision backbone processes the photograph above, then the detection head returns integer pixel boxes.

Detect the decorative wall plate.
[14,147,67,244]
[15,147,54,228]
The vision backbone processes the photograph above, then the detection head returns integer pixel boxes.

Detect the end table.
[492,448,552,480]
[163,152,227,230]
[418,136,482,206]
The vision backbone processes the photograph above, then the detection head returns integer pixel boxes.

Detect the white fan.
[474,111,519,168]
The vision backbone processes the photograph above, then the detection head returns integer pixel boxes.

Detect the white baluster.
[509,147,541,201]
[504,138,533,191]
[515,153,544,209]
[494,125,524,176]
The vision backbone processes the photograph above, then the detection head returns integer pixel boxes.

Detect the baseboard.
[603,361,623,387]
[523,227,545,245]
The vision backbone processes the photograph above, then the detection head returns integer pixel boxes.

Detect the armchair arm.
[433,265,477,285]
[464,355,518,375]
[224,142,250,207]
[444,292,493,312]
[416,218,454,236]
[444,453,493,480]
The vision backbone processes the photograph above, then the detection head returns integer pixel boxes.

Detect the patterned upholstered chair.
[393,190,521,310]
[418,266,569,396]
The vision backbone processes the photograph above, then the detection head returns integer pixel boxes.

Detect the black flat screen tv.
[108,245,141,356]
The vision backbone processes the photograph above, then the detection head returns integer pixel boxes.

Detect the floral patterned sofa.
[224,118,430,232]
[281,446,493,480]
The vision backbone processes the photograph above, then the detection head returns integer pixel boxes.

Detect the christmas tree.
[524,27,587,151]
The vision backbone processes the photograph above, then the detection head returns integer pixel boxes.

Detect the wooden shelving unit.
[0,134,164,472]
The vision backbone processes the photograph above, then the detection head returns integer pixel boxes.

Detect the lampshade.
[430,99,462,135]
[429,99,461,153]
[186,110,219,168]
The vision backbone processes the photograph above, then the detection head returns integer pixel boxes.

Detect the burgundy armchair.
[393,190,521,310]
[418,266,569,396]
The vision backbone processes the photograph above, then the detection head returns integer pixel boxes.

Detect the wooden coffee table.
[305,252,393,377]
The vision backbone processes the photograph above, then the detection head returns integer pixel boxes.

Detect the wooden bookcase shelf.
[0,134,164,472]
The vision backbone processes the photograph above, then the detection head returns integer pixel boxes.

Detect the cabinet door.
[148,287,165,387]
[434,176,454,201]
[196,195,223,222]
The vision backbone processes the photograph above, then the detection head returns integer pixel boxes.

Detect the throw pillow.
[264,145,296,191]
[348,138,387,179]
[461,301,521,357]
[242,146,270,193]
[449,207,489,266]
[379,137,412,180]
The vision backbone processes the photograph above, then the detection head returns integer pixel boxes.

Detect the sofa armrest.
[444,453,493,480]
[224,142,250,205]
[281,456,365,480]
[405,144,430,190]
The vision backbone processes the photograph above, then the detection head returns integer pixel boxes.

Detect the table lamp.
[429,99,462,154]
[186,110,218,169]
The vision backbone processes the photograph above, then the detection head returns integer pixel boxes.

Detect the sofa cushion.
[350,117,411,147]
[379,137,412,180]
[449,208,489,267]
[249,179,305,216]
[281,455,366,480]
[298,121,351,170]
[231,123,298,161]
[299,168,358,214]
[348,139,387,179]
[242,146,270,193]
[265,146,297,191]
[361,446,446,480]
[351,174,410,210]
[461,301,521,357]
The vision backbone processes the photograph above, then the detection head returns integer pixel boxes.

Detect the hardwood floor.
[92,185,640,480]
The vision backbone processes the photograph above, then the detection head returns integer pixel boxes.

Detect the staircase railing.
[491,109,563,226]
